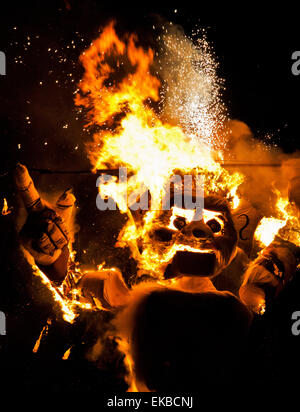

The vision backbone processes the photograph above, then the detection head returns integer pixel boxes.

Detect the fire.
[62,346,72,360]
[75,21,160,129]
[254,192,300,247]
[75,21,244,277]
[73,23,248,389]
[229,186,240,210]
[1,198,11,215]
[115,337,139,392]
[17,21,300,391]
[23,249,93,327]
[32,264,77,323]
[254,217,286,247]
[33,323,49,353]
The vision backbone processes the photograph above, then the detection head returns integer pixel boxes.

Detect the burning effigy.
[7,21,300,392]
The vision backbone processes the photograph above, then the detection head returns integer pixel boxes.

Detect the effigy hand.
[15,164,76,284]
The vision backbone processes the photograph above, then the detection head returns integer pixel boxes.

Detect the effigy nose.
[181,220,214,240]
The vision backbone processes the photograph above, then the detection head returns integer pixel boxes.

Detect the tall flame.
[73,22,247,388]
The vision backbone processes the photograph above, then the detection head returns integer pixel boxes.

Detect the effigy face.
[136,194,238,279]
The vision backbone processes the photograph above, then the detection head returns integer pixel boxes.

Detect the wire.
[0,162,285,179]
[0,167,120,178]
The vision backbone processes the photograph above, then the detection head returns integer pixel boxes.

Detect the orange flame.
[75,22,244,277]
[255,191,300,247]
[75,20,160,129]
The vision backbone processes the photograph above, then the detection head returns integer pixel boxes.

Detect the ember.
[1,198,11,215]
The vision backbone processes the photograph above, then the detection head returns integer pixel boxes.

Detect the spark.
[158,25,227,151]
[62,346,72,360]
[33,324,49,353]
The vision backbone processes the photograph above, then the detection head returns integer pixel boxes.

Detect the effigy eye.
[173,216,186,230]
[206,219,222,233]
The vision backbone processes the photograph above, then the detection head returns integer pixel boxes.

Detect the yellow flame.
[32,264,77,323]
[62,346,72,360]
[75,22,244,278]
[33,323,49,353]
[258,302,266,315]
[27,252,92,324]
[2,198,11,215]
[255,192,300,247]
[254,217,286,247]
[229,186,240,210]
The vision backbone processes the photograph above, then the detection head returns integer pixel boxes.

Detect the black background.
[1,0,300,400]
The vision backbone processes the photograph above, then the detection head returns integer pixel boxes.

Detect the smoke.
[223,119,300,217]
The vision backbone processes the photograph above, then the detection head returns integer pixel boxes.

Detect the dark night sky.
[1,1,300,172]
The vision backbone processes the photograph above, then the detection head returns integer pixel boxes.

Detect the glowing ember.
[32,264,77,323]
[33,323,49,353]
[62,346,72,360]
[257,302,266,315]
[2,198,12,215]
[73,22,248,389]
[23,249,93,326]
